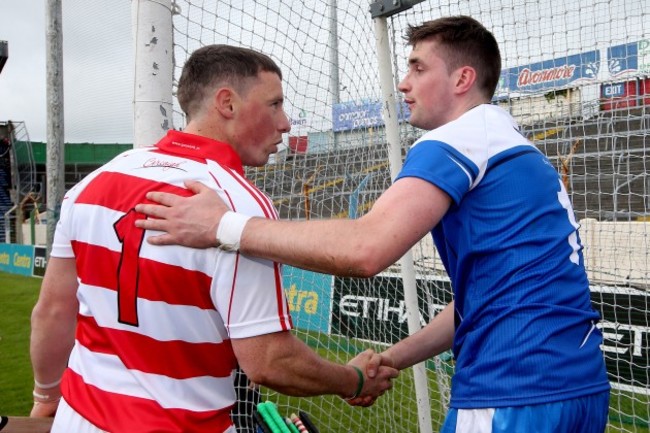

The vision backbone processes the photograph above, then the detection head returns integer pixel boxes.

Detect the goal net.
[167,0,649,431]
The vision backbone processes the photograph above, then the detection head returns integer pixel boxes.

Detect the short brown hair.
[177,44,282,119]
[405,16,501,99]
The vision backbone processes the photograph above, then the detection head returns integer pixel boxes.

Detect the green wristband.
[347,366,365,400]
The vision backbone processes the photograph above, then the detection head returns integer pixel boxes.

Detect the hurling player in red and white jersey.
[29,45,398,433]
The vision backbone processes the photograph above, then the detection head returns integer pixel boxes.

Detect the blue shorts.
[441,391,610,433]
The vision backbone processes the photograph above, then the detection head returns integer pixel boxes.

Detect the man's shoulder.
[413,105,498,148]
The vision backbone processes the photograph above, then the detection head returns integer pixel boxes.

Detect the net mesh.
[170,1,650,431]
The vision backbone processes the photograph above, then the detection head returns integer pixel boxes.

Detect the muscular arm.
[381,301,455,371]
[231,331,397,400]
[137,177,451,277]
[240,177,449,276]
[30,257,79,416]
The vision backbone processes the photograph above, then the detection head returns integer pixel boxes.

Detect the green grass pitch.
[0,271,41,415]
[0,271,647,432]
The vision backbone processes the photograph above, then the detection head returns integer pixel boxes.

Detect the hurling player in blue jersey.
[135,16,610,432]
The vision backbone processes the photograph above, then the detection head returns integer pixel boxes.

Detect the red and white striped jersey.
[50,130,293,433]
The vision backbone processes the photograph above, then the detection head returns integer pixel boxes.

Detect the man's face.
[398,40,455,131]
[231,71,291,167]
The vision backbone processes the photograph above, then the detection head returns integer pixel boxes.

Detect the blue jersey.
[396,105,610,409]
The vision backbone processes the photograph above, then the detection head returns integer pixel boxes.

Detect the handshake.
[344,349,399,407]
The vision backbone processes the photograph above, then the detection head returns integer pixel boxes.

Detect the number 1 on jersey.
[113,209,146,326]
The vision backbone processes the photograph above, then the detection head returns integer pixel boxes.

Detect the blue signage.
[608,40,650,76]
[608,42,638,76]
[601,82,627,98]
[498,50,600,93]
[0,243,35,277]
[283,266,333,333]
[332,100,410,132]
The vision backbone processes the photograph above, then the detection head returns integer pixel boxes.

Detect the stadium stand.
[3,103,647,244]
[249,104,649,224]
[0,122,15,242]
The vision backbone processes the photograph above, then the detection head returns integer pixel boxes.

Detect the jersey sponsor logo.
[142,157,187,172]
[170,140,200,151]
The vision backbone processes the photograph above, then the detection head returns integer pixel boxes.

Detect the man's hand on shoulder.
[135,180,225,248]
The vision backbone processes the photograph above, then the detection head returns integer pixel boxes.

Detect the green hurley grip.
[285,417,301,433]
[257,402,282,433]
[265,402,292,433]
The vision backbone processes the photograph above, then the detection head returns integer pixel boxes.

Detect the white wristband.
[34,378,62,389]
[32,390,61,403]
[216,211,252,252]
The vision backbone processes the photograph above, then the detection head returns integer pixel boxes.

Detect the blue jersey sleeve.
[395,139,480,205]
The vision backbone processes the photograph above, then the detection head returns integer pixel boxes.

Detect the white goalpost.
[373,8,433,433]
[131,0,650,431]
[131,0,175,149]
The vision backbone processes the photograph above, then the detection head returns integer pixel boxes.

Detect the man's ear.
[453,66,477,95]
[214,87,237,119]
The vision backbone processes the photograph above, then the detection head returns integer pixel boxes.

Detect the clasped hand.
[345,349,398,407]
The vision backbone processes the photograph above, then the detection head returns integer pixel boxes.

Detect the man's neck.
[183,117,231,144]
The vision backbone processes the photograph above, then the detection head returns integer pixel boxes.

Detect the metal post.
[132,0,174,148]
[329,0,340,150]
[46,0,65,256]
[30,209,36,245]
[373,15,433,433]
